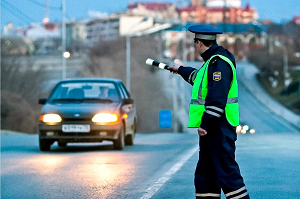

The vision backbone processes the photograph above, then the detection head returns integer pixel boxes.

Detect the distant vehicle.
[38,78,137,151]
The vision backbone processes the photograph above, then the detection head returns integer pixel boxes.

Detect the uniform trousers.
[194,125,250,199]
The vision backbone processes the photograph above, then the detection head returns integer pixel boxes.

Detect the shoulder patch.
[213,72,221,81]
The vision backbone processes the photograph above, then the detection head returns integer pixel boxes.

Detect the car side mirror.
[38,98,47,105]
[123,98,134,105]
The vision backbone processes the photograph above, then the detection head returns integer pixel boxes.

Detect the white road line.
[140,145,199,199]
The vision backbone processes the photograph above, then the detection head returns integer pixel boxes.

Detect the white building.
[206,0,241,7]
[66,19,88,54]
[127,2,179,20]
[86,16,120,47]
[119,16,154,36]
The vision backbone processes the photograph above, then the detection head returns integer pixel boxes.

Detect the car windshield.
[49,82,120,103]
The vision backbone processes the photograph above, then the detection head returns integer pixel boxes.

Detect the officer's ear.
[197,40,203,48]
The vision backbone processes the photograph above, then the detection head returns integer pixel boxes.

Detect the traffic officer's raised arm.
[168,64,198,85]
[200,58,233,131]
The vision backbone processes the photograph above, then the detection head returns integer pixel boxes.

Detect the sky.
[1,0,299,29]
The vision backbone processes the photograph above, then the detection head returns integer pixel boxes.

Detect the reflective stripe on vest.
[191,97,238,105]
[188,54,239,128]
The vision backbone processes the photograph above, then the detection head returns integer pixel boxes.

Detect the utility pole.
[43,0,49,23]
[275,41,290,88]
[181,22,187,108]
[126,35,131,91]
[172,75,178,133]
[125,17,148,92]
[61,0,66,79]
[222,0,227,32]
[182,22,186,64]
[269,36,273,55]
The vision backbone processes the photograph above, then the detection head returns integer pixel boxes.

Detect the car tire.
[125,123,135,146]
[125,134,134,145]
[39,138,51,151]
[58,142,67,147]
[113,126,125,150]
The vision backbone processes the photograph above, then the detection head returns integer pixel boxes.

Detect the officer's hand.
[167,64,181,74]
[197,127,207,136]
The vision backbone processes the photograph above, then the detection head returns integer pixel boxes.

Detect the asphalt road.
[1,62,300,199]
[1,133,199,199]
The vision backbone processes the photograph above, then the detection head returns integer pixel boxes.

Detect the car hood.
[41,102,121,118]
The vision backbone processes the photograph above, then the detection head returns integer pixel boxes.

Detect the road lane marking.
[140,145,199,199]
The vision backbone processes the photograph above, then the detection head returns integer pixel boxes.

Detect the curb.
[0,130,27,135]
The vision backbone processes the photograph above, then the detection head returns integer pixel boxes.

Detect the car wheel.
[125,123,135,146]
[113,126,125,150]
[39,138,51,151]
[58,142,67,147]
[125,134,134,146]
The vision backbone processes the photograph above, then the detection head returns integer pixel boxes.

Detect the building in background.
[192,0,204,6]
[85,16,120,47]
[206,0,241,7]
[66,19,88,55]
[293,16,300,25]
[2,22,61,55]
[2,23,27,37]
[164,22,269,61]
[2,0,263,56]
[127,2,179,20]
[119,16,154,36]
[181,1,258,23]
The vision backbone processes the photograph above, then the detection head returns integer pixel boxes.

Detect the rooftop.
[128,2,173,10]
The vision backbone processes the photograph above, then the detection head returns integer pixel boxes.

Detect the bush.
[249,43,300,115]
[1,91,38,133]
[1,56,47,133]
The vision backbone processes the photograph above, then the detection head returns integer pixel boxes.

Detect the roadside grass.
[257,70,300,115]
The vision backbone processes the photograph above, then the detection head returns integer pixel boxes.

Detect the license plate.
[62,125,90,133]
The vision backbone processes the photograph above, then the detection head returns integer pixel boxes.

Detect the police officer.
[168,25,250,199]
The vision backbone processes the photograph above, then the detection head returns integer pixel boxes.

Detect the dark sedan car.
[38,78,137,151]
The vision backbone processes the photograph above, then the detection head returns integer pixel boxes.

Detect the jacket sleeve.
[200,59,233,131]
[178,66,198,85]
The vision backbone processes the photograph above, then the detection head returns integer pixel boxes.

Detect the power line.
[1,1,35,24]
[2,0,71,27]
[23,0,72,19]
[1,4,32,24]
[24,0,61,10]
[2,0,37,22]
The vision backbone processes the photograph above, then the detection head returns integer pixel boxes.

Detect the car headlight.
[40,114,62,123]
[92,113,118,123]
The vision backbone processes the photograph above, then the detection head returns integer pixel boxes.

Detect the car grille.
[62,118,92,122]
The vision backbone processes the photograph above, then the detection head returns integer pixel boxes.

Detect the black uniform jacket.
[178,43,237,137]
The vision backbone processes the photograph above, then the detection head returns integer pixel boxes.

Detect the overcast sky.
[1,0,299,29]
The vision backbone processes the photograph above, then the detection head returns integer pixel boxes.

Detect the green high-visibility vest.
[188,54,239,128]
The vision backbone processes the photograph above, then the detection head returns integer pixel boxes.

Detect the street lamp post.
[125,17,148,92]
[126,35,131,91]
[61,0,66,79]
[252,21,272,54]
[275,41,290,87]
